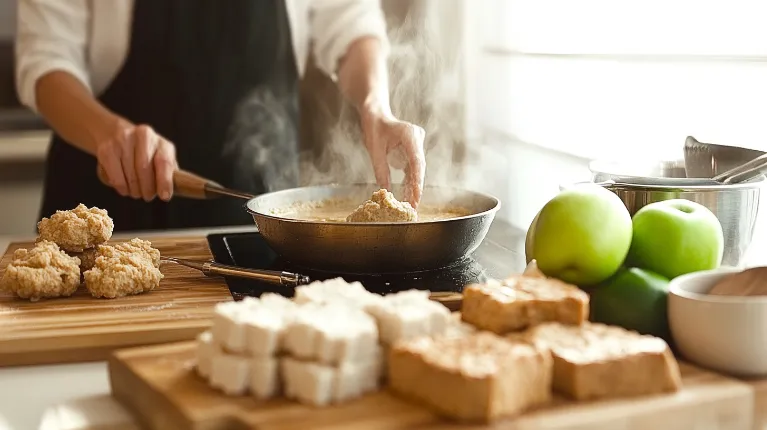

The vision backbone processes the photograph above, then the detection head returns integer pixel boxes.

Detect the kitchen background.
[0,0,766,245]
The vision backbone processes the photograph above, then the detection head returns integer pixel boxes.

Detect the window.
[468,0,767,161]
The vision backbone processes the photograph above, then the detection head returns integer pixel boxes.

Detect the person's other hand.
[95,120,178,202]
[360,111,426,208]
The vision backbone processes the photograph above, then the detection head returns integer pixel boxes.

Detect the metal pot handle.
[559,180,616,191]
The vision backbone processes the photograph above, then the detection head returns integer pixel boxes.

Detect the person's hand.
[95,120,178,202]
[360,110,426,208]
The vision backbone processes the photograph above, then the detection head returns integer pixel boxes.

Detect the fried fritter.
[109,238,161,268]
[0,240,81,301]
[83,238,163,299]
[68,247,97,272]
[346,189,417,223]
[37,204,114,252]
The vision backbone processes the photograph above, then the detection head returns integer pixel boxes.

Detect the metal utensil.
[97,167,254,200]
[683,136,766,179]
[582,160,763,267]
[591,158,766,186]
[713,152,767,184]
[162,256,310,287]
[245,184,500,274]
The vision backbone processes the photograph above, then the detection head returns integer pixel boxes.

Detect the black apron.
[39,0,300,231]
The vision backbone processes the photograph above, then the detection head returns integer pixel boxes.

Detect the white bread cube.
[284,303,379,365]
[196,330,216,379]
[210,350,251,396]
[365,291,451,345]
[461,276,589,335]
[260,292,298,312]
[334,355,384,402]
[281,356,383,406]
[389,332,552,422]
[281,358,335,406]
[243,305,293,357]
[382,289,431,304]
[521,322,682,400]
[444,312,477,339]
[294,277,382,308]
[211,301,253,354]
[250,356,280,400]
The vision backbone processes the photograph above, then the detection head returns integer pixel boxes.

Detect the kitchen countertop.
[0,225,260,430]
[0,222,528,430]
[1,221,765,430]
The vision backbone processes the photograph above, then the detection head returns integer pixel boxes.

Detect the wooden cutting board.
[109,341,756,430]
[0,236,232,367]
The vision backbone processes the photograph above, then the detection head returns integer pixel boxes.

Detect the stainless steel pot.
[582,160,764,267]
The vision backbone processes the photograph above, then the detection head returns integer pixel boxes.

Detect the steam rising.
[225,1,470,196]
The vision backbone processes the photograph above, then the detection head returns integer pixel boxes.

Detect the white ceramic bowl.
[668,266,767,377]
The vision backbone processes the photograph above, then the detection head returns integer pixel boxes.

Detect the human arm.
[309,0,426,207]
[15,0,176,201]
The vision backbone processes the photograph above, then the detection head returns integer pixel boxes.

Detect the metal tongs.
[161,256,310,287]
[683,136,767,184]
[712,152,767,184]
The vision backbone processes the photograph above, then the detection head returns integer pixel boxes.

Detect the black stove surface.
[206,229,524,300]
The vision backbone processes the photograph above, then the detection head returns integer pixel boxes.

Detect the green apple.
[527,184,633,286]
[627,199,723,279]
[590,267,671,341]
[525,210,540,265]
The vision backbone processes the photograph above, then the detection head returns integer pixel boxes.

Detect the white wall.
[461,0,767,248]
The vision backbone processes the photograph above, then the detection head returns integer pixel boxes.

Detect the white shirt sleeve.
[15,0,91,113]
[309,0,390,79]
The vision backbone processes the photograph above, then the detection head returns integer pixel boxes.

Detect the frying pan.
[98,169,501,273]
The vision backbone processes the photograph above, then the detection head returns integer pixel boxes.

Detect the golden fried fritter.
[0,240,81,301]
[109,238,161,268]
[83,238,163,299]
[37,204,114,252]
[68,247,97,273]
[346,189,417,222]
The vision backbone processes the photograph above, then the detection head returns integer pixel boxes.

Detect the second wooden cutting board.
[0,236,232,367]
[109,341,755,430]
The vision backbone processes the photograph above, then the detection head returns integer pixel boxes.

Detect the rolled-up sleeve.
[309,0,390,79]
[15,0,91,113]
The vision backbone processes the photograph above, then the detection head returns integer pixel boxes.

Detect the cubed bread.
[283,303,379,365]
[259,292,298,311]
[461,276,589,334]
[294,277,383,308]
[196,330,215,379]
[281,355,383,406]
[211,299,264,354]
[522,322,682,400]
[443,312,477,339]
[211,301,248,353]
[388,332,552,422]
[365,290,451,345]
[243,305,295,357]
[250,357,280,400]
[210,350,251,396]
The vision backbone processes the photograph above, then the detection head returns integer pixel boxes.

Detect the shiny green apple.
[526,184,633,286]
[627,199,724,279]
[590,267,671,341]
[525,210,540,265]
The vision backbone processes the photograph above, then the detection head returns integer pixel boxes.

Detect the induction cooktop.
[206,231,522,300]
